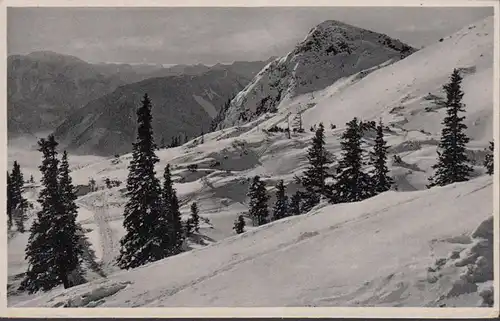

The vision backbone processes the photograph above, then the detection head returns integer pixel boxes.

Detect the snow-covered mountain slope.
[218,20,416,129]
[7,16,494,308]
[301,16,493,145]
[12,176,492,307]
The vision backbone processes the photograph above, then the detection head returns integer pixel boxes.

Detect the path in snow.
[77,197,118,272]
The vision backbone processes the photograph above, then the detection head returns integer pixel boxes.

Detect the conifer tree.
[369,119,394,194]
[30,175,35,184]
[162,164,184,255]
[272,180,289,221]
[11,161,28,232]
[247,176,269,226]
[117,94,168,270]
[301,123,332,211]
[428,69,473,188]
[233,215,246,234]
[334,118,374,203]
[484,141,494,175]
[190,202,200,233]
[289,191,303,216]
[7,172,13,230]
[56,150,85,286]
[22,136,65,292]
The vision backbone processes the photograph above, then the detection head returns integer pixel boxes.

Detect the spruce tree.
[117,93,168,270]
[289,191,303,216]
[7,172,13,230]
[484,141,493,175]
[22,136,62,292]
[301,123,332,211]
[428,69,473,188]
[162,164,184,255]
[30,175,35,184]
[190,202,200,233]
[369,119,394,194]
[272,180,289,221]
[11,161,28,232]
[233,215,246,234]
[334,117,374,203]
[56,150,85,287]
[247,175,269,226]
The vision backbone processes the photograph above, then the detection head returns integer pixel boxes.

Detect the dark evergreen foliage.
[333,118,375,203]
[289,191,303,216]
[301,123,333,211]
[233,215,246,234]
[22,136,81,292]
[190,202,200,233]
[117,94,168,270]
[247,175,269,226]
[428,69,473,188]
[163,164,184,255]
[272,180,289,221]
[7,172,13,230]
[10,161,28,232]
[369,120,394,194]
[484,141,494,175]
[56,150,85,287]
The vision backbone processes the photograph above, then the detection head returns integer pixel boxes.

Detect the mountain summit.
[218,20,416,128]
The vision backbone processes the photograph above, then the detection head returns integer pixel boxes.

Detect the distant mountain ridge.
[52,68,262,156]
[7,50,272,138]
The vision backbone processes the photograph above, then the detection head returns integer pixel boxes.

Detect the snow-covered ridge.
[219,20,416,129]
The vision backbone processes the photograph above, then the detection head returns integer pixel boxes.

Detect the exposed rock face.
[218,20,416,129]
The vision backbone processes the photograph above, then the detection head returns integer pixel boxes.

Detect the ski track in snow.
[77,198,117,271]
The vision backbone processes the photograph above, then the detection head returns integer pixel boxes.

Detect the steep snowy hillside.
[12,176,493,307]
[219,20,416,128]
[7,16,494,309]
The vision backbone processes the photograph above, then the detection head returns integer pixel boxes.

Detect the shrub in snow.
[233,215,246,234]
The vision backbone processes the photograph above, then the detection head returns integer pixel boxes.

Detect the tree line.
[241,69,494,229]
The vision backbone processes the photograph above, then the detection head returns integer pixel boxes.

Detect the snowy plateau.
[7,16,495,308]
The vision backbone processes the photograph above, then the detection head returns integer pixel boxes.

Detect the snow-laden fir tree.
[190,202,200,233]
[163,164,184,255]
[484,141,493,175]
[10,161,28,232]
[300,123,333,211]
[428,69,473,188]
[369,119,394,194]
[7,172,13,230]
[22,135,81,292]
[22,136,60,292]
[289,191,303,216]
[56,150,86,286]
[117,94,168,270]
[247,175,269,226]
[333,118,374,203]
[272,180,289,221]
[233,215,246,234]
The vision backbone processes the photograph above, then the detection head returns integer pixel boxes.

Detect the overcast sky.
[7,6,493,65]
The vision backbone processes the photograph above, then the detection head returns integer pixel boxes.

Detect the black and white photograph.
[3,0,498,315]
